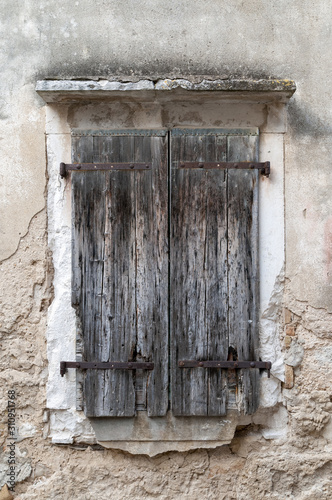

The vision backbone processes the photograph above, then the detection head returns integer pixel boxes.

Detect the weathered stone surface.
[155,78,296,93]
[0,485,13,500]
[283,365,294,389]
[286,325,296,336]
[284,339,305,367]
[36,78,296,104]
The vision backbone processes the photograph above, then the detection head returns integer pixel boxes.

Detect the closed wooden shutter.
[170,129,259,416]
[71,131,169,417]
[71,128,259,418]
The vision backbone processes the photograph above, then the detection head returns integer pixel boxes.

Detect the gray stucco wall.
[2,0,332,307]
[0,1,331,498]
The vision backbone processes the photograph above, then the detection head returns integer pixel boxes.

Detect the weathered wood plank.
[171,134,207,416]
[72,168,108,417]
[135,135,169,416]
[227,135,259,414]
[205,135,228,416]
[97,136,136,417]
[72,135,97,413]
[171,132,228,416]
[71,135,94,309]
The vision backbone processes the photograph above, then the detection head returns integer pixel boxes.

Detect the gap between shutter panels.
[71,129,261,418]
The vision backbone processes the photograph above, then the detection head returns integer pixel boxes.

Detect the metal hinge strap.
[60,361,154,376]
[60,162,151,178]
[178,360,272,377]
[178,161,270,177]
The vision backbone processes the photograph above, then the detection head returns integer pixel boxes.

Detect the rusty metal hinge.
[60,361,154,376]
[179,161,270,177]
[60,162,151,178]
[178,360,272,377]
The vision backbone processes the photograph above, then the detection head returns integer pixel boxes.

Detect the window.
[70,128,260,418]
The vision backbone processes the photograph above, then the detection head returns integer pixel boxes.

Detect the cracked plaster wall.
[0,0,332,498]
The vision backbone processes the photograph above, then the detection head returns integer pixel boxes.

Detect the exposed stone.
[286,325,296,336]
[284,335,292,347]
[16,423,37,442]
[155,78,296,94]
[284,340,305,367]
[16,462,32,483]
[33,463,52,479]
[0,485,13,500]
[36,78,296,104]
[283,365,294,389]
[284,308,292,325]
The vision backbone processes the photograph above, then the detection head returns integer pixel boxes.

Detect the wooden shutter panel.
[72,131,169,417]
[170,129,259,416]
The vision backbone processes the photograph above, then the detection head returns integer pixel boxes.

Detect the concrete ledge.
[36,78,296,104]
[97,440,232,457]
[90,411,241,455]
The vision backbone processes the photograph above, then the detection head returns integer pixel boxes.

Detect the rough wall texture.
[0,0,331,498]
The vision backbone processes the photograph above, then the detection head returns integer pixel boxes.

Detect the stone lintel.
[36,78,296,104]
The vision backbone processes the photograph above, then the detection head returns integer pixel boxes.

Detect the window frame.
[43,89,288,452]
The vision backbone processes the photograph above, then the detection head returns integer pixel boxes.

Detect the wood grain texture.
[72,132,168,417]
[227,135,259,414]
[134,136,169,417]
[171,130,259,416]
[72,129,260,418]
[171,132,228,416]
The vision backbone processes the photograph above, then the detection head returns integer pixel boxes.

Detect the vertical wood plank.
[71,135,94,308]
[171,134,207,415]
[71,135,95,412]
[98,136,137,416]
[227,135,260,414]
[135,136,169,416]
[206,136,228,416]
[72,168,108,417]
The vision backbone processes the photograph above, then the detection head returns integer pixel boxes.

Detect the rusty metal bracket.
[179,161,270,177]
[178,360,272,377]
[60,361,154,376]
[60,162,152,178]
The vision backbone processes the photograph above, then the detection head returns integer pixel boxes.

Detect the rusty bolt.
[76,165,81,169]
[198,163,204,168]
[130,163,134,169]
[250,362,255,368]
[179,361,185,366]
[198,361,204,367]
